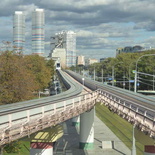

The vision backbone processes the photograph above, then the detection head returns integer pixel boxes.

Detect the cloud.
[0,0,155,58]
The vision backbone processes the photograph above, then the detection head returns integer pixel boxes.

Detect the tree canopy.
[0,51,54,104]
[71,50,155,91]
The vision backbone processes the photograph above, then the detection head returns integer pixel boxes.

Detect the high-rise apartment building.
[13,11,25,52]
[64,31,76,67]
[32,9,44,56]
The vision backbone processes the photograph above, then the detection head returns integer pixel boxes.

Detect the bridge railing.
[0,91,98,146]
[97,89,155,138]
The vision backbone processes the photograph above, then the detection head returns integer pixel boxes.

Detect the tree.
[0,51,37,104]
[91,49,155,90]
[24,55,51,91]
[46,58,55,79]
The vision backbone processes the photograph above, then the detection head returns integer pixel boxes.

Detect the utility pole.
[134,70,137,93]
[131,125,136,155]
[102,68,103,83]
[112,66,114,86]
[94,67,95,81]
[0,147,3,155]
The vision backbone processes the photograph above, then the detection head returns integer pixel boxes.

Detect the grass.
[95,102,144,155]
[3,141,30,155]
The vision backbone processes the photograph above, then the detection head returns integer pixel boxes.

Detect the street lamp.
[153,68,155,91]
[38,91,41,98]
[101,68,103,83]
[134,54,155,93]
[101,64,107,83]
[82,77,85,88]
[129,61,136,91]
[112,62,123,86]
[131,125,136,155]
[144,63,155,91]
[94,66,95,81]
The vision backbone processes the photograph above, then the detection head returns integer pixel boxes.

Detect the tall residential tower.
[32,9,45,56]
[13,11,25,52]
[64,31,76,67]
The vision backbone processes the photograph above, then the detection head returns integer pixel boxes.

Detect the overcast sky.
[1,0,155,59]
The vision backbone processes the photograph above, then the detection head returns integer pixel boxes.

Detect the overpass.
[0,70,155,155]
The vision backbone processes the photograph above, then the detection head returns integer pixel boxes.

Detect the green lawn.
[95,103,144,155]
[3,141,30,155]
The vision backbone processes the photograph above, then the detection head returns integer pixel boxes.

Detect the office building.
[64,31,76,67]
[77,55,85,66]
[116,46,145,55]
[13,11,25,52]
[50,30,76,67]
[32,9,45,56]
[52,48,66,69]
[89,58,98,65]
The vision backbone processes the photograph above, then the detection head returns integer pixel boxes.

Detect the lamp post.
[131,125,136,155]
[82,77,85,88]
[112,66,114,86]
[129,61,136,91]
[112,62,123,86]
[94,66,95,81]
[134,54,155,93]
[123,74,125,89]
[38,91,41,98]
[101,68,103,83]
[101,63,107,83]
[153,68,155,91]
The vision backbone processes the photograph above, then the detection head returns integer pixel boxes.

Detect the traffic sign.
[132,70,136,73]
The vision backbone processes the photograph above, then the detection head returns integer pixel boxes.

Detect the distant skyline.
[1,0,155,59]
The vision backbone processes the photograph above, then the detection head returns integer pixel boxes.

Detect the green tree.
[90,49,155,90]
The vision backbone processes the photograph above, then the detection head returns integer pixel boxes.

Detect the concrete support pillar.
[144,145,155,155]
[79,107,95,149]
[30,142,53,155]
[72,116,80,127]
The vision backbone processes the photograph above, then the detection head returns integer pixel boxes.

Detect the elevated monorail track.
[0,69,155,146]
[0,70,98,146]
[66,70,155,138]
[66,70,155,110]
[0,70,82,116]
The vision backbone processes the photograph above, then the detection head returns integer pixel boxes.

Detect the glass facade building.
[13,11,25,52]
[32,9,44,56]
[50,31,76,67]
[64,31,76,67]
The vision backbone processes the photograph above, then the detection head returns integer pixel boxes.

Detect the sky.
[1,0,155,60]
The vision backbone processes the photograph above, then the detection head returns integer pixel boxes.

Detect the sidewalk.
[54,115,131,155]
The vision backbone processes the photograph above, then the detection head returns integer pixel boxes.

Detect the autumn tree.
[0,51,37,104]
[46,58,55,79]
[24,55,52,91]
